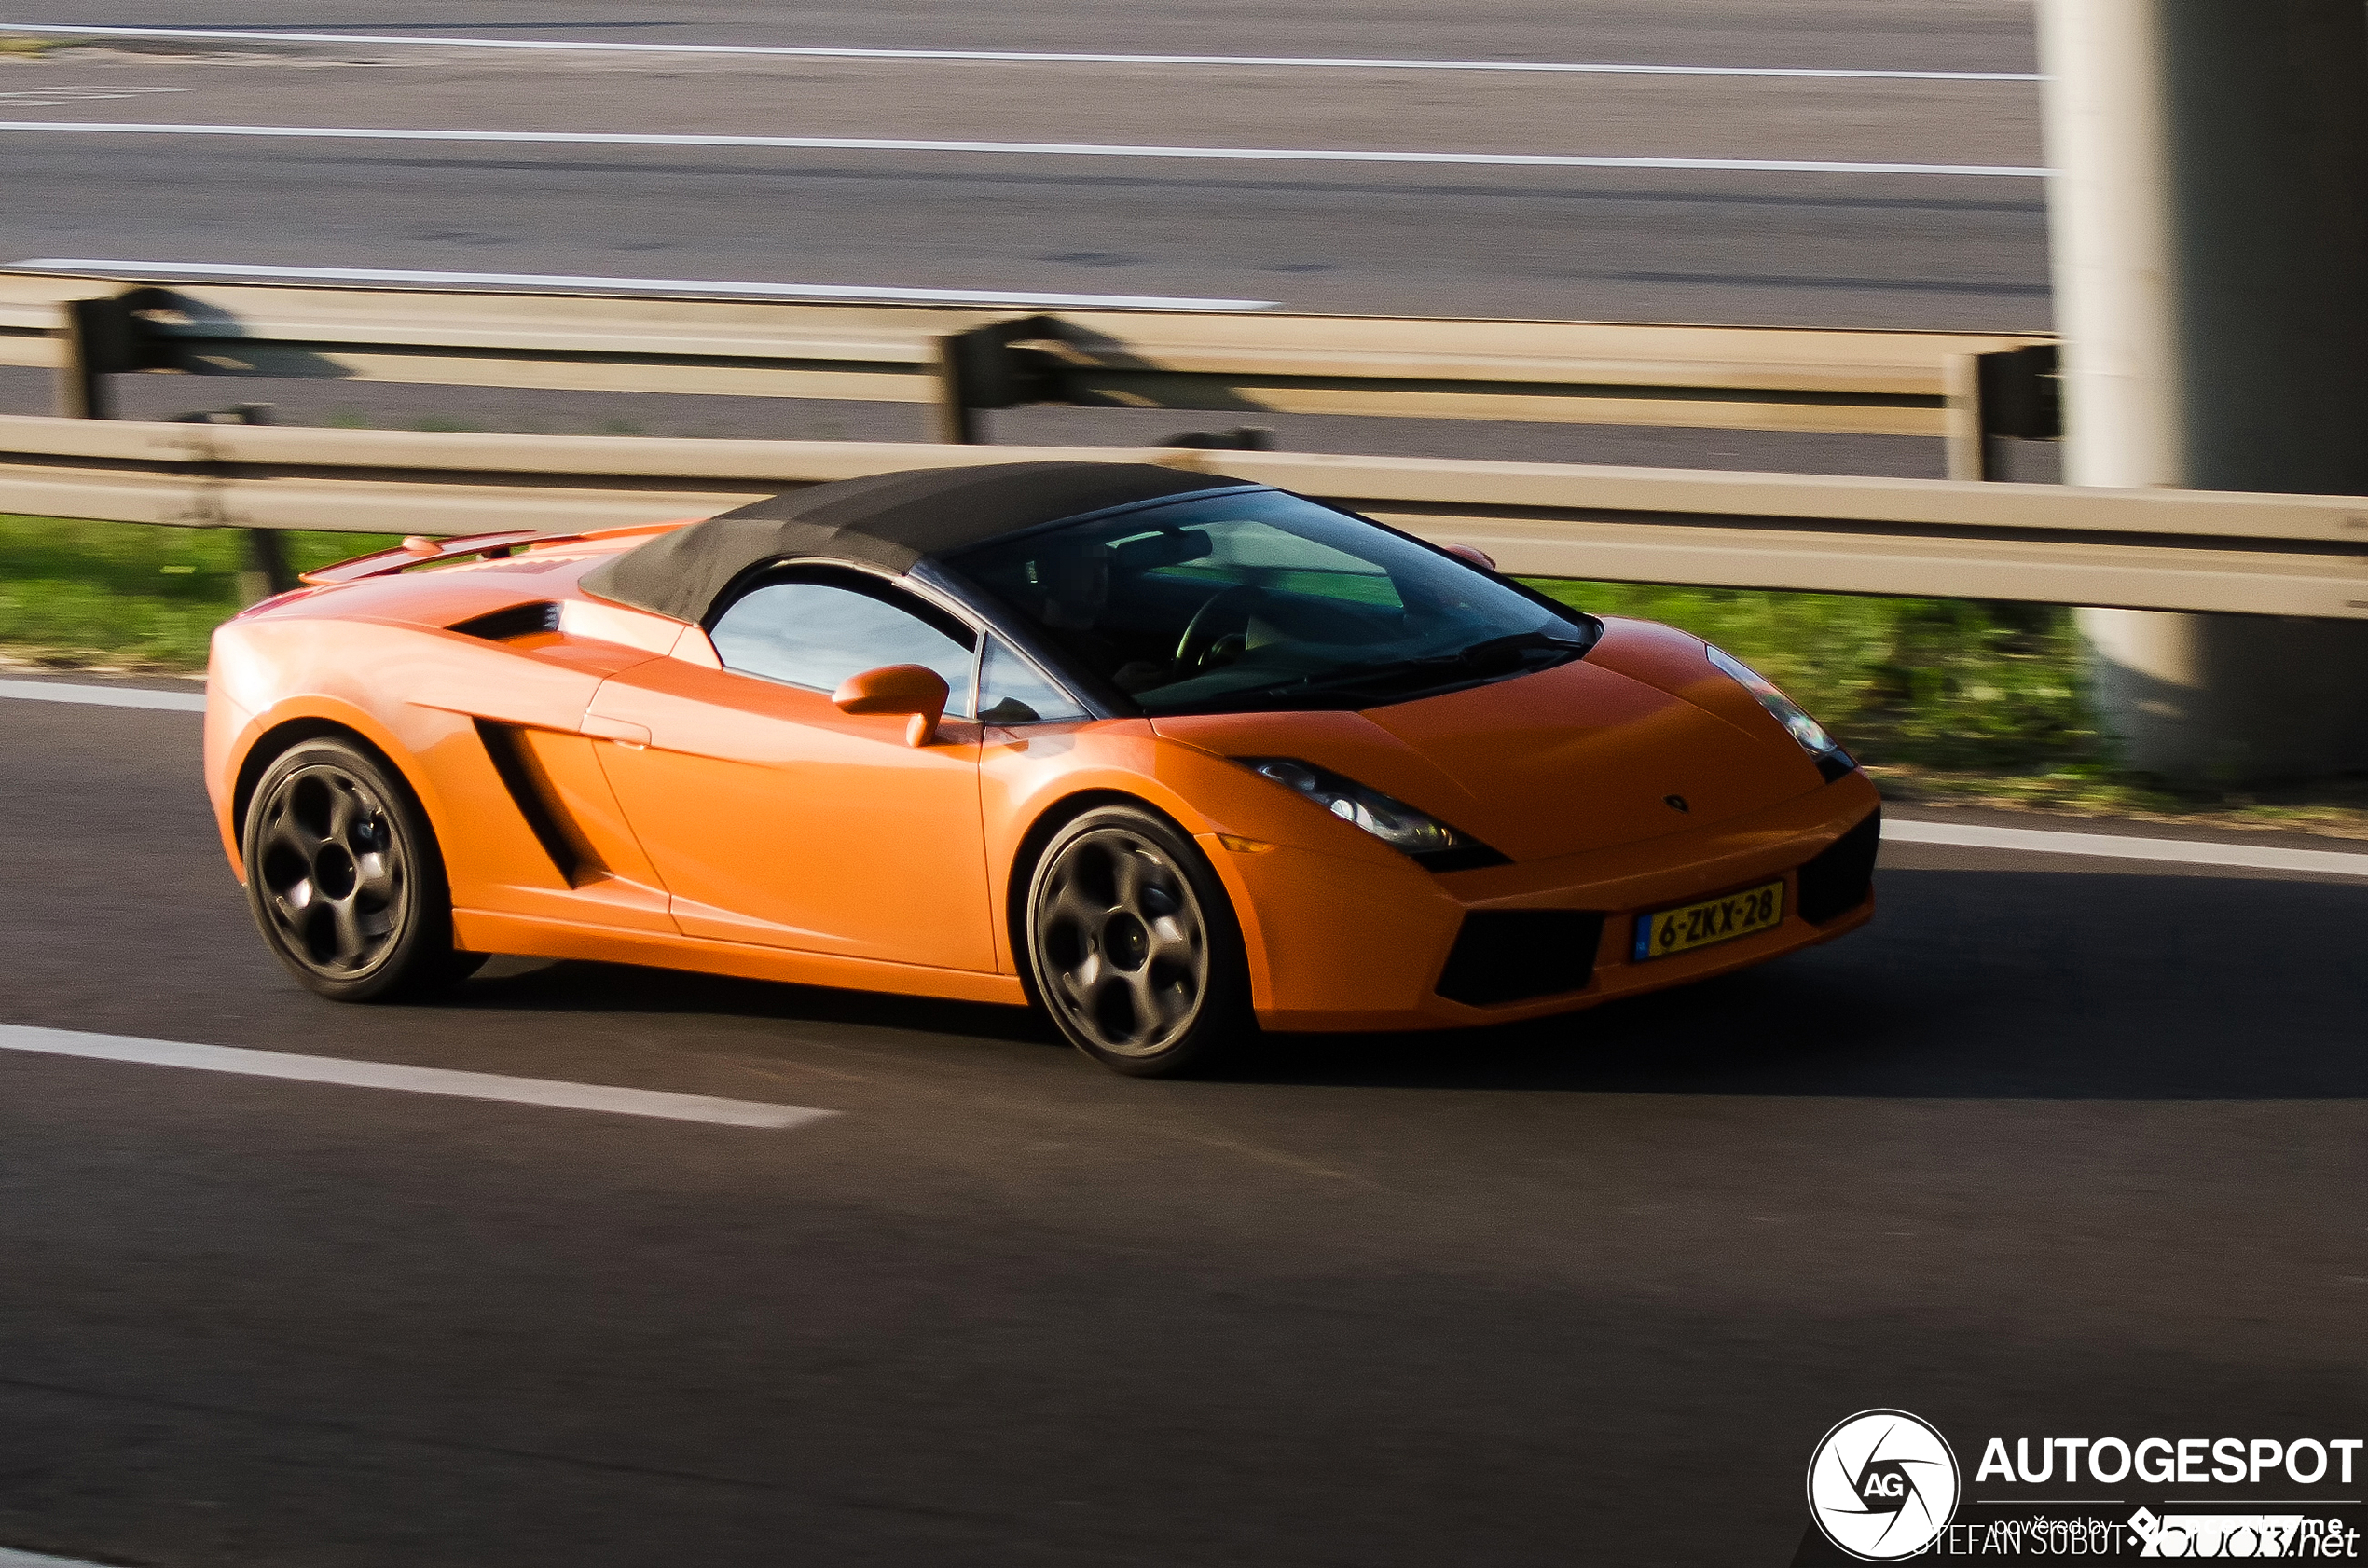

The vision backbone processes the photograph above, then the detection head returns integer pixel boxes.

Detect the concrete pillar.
[2039,0,2368,782]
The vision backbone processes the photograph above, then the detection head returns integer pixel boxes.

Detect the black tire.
[1024,805,1255,1077]
[241,737,482,1001]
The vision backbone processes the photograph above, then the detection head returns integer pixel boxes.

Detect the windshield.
[945,489,1597,714]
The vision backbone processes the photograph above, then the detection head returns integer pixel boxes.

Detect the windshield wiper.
[1241,628,1589,703]
[1446,629,1591,670]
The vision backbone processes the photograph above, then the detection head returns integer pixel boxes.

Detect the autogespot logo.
[1807,1409,1962,1561]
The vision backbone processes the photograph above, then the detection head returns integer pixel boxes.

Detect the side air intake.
[473,720,600,885]
[1797,808,1880,925]
[1435,910,1605,1007]
[449,601,561,641]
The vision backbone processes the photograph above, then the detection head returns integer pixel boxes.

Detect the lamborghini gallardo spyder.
[205,461,1879,1075]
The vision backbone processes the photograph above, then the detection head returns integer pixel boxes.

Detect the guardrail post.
[57,289,173,419]
[932,315,1066,444]
[1161,426,1276,451]
[238,529,296,604]
[1945,346,2059,481]
[172,405,295,603]
[1942,355,1985,481]
[60,296,131,419]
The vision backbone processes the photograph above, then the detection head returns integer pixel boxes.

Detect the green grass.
[0,516,405,668]
[1526,580,2102,774]
[1527,579,2368,834]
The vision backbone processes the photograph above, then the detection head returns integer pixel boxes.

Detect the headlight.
[1233,757,1507,869]
[1706,645,1853,774]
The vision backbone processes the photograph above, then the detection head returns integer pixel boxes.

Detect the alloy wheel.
[253,761,412,979]
[1032,826,1211,1058]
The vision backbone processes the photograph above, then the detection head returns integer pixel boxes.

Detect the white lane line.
[1883,818,2368,879]
[0,678,206,712]
[0,122,2050,177]
[16,259,1277,312]
[0,84,190,108]
[0,1025,838,1129]
[0,25,2045,81]
[0,1548,118,1568]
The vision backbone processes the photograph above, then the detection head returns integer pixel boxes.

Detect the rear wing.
[296,520,693,586]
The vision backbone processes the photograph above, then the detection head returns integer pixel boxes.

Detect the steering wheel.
[1174,585,1269,674]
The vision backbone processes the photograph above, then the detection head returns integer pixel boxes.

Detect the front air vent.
[473,720,601,886]
[1797,808,1880,924]
[1436,910,1605,1007]
[449,601,561,641]
[1411,841,1514,873]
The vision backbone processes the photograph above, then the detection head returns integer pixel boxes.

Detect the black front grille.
[1797,808,1881,925]
[1435,910,1605,1007]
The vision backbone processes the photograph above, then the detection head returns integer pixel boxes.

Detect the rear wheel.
[1025,806,1253,1077]
[241,737,481,1001]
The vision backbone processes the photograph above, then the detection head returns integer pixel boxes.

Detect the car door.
[581,564,997,972]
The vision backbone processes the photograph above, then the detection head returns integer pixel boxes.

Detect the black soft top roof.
[580,461,1241,623]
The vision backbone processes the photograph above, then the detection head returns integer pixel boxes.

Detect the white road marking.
[0,84,188,108]
[0,25,2045,81]
[0,678,205,712]
[1882,818,2368,879]
[16,259,1278,311]
[0,1025,838,1129]
[0,122,2050,177]
[0,1548,119,1568]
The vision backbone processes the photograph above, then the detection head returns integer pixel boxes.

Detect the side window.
[710,575,977,718]
[977,637,1088,724]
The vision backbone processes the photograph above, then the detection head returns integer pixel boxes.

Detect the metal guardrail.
[3,414,2361,619]
[0,271,2058,477]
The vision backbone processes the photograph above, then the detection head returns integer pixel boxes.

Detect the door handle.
[580,713,652,749]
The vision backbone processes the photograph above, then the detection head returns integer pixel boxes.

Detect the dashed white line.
[0,25,2046,81]
[1882,818,2368,878]
[0,84,189,108]
[0,678,206,712]
[0,1025,839,1129]
[0,122,2051,177]
[17,259,1279,311]
[0,1547,121,1568]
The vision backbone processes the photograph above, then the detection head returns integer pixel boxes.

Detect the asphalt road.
[2,1,2044,68]
[8,9,2357,1562]
[0,3,2049,329]
[0,1,2053,473]
[3,685,2362,1567]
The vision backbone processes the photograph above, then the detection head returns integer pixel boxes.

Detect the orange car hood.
[1151,654,1823,862]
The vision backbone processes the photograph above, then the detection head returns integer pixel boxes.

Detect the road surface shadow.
[1232,868,2368,1098]
[445,867,2368,1100]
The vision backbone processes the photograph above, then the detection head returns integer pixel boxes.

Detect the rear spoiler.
[296,520,691,586]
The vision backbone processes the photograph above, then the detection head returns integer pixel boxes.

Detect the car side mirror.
[833,664,951,747]
[1442,543,1498,571]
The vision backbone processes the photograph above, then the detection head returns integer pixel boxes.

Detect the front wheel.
[241,737,481,1001]
[1025,806,1254,1077]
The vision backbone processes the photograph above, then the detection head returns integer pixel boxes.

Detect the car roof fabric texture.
[580,461,1242,623]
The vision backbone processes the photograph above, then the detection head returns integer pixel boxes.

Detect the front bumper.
[1210,772,1882,1032]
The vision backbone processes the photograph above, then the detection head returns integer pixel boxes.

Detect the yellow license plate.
[1632,879,1785,962]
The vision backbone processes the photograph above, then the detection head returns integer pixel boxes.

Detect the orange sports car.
[205,461,1879,1075]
